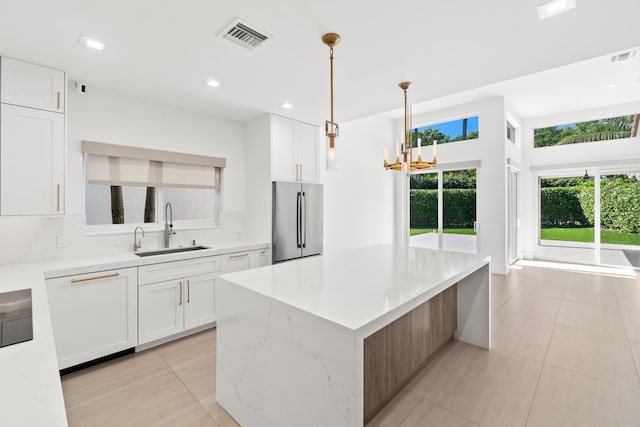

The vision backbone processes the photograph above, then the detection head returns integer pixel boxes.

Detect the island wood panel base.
[363,284,457,424]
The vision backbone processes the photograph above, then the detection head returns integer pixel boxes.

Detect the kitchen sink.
[135,245,210,257]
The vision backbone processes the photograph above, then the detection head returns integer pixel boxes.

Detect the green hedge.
[579,179,640,233]
[541,187,589,227]
[410,189,476,228]
[542,179,640,233]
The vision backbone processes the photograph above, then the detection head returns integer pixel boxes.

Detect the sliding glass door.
[409,168,477,254]
[537,169,640,269]
[409,171,439,249]
[598,170,640,268]
[442,170,477,253]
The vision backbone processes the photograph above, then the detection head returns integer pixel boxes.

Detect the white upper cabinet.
[1,57,65,113]
[271,115,318,182]
[1,104,64,215]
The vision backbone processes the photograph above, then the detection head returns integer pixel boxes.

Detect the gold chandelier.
[384,82,437,171]
[322,33,340,170]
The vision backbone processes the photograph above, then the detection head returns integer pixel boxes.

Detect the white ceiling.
[1,0,639,125]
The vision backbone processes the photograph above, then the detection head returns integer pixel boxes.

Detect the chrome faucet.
[164,202,175,248]
[133,226,145,251]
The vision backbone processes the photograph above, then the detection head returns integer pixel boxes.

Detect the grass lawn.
[541,227,640,245]
[410,228,476,236]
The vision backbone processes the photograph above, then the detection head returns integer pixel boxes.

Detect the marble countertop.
[219,244,490,332]
[0,239,269,427]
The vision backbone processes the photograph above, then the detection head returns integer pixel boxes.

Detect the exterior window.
[411,116,479,147]
[82,142,224,226]
[85,185,219,225]
[86,184,151,225]
[506,121,516,143]
[534,114,639,148]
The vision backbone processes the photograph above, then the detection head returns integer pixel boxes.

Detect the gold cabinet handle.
[179,281,183,305]
[300,164,302,181]
[57,184,61,212]
[295,163,299,181]
[229,253,249,259]
[71,272,119,283]
[187,280,190,303]
[57,92,61,109]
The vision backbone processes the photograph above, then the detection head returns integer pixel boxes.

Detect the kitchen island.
[216,244,490,426]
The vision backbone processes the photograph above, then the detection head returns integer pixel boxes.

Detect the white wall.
[520,100,640,259]
[320,113,395,254]
[0,85,248,264]
[406,97,509,274]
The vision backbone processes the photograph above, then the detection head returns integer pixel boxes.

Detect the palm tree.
[556,114,638,145]
[110,186,124,224]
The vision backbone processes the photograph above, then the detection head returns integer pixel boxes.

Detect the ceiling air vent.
[220,19,269,50]
[611,49,637,63]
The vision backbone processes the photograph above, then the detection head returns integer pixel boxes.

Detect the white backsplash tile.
[0,211,247,265]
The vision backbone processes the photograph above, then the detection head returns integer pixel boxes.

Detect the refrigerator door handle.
[302,192,307,248]
[296,191,302,248]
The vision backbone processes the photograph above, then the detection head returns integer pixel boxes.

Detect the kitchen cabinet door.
[221,252,252,273]
[138,279,185,345]
[1,57,65,113]
[250,248,271,268]
[295,121,317,183]
[46,267,137,370]
[271,114,296,181]
[184,273,216,330]
[1,104,64,215]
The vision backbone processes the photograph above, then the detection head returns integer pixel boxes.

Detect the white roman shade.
[82,141,225,189]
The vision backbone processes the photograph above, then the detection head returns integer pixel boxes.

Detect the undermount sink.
[135,245,210,257]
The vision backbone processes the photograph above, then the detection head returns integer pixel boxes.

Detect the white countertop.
[219,244,490,332]
[0,240,269,427]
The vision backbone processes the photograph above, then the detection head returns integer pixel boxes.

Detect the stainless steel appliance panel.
[301,183,323,257]
[272,181,303,262]
[0,288,33,348]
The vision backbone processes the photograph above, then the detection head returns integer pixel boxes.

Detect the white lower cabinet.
[184,273,217,330]
[222,249,271,273]
[46,267,137,370]
[138,279,184,344]
[138,257,219,345]
[251,248,271,268]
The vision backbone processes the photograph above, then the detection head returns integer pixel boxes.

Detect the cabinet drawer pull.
[300,164,302,181]
[71,272,120,283]
[57,92,61,109]
[57,184,61,211]
[179,281,183,305]
[187,280,190,303]
[229,253,249,259]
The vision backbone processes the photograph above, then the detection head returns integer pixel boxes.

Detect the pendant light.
[322,33,340,170]
[384,82,437,171]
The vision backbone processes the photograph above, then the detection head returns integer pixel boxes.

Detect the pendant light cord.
[330,46,334,125]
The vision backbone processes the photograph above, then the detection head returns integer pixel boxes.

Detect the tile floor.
[62,262,640,427]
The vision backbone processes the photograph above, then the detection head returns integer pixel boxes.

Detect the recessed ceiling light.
[206,79,221,88]
[606,83,617,88]
[281,102,293,109]
[78,35,105,50]
[537,0,576,20]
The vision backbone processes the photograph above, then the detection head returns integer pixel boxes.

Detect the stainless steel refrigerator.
[272,181,323,263]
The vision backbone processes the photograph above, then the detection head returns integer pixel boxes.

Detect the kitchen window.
[82,141,225,226]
